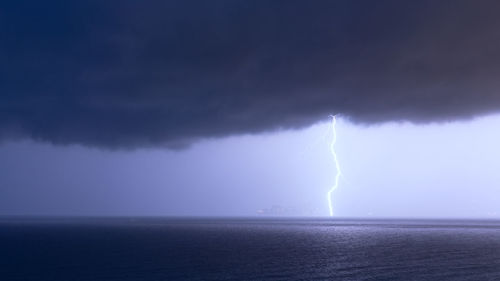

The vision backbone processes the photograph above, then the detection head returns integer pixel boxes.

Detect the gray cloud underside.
[2,0,500,148]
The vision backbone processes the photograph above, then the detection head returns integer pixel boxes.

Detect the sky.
[2,115,500,218]
[2,1,500,217]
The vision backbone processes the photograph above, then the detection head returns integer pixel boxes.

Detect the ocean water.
[1,218,500,280]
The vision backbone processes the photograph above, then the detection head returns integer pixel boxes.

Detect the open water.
[1,218,500,280]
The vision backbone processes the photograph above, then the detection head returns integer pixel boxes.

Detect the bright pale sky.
[1,114,500,218]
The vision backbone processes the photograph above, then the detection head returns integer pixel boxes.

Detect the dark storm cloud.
[2,0,500,148]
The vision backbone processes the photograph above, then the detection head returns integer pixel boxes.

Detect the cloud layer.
[2,1,500,148]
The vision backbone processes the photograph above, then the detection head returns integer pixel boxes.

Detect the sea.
[1,217,500,281]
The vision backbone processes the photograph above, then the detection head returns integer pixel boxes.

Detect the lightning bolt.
[327,115,342,217]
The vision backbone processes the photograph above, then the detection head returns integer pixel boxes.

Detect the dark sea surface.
[1,218,500,280]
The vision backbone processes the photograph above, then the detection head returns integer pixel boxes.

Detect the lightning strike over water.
[327,115,342,217]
